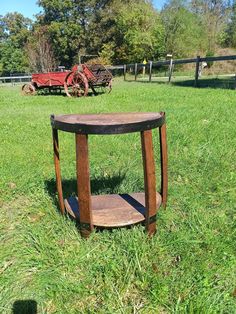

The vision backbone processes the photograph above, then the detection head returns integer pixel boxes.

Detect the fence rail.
[0,75,31,85]
[123,55,236,87]
[124,55,236,67]
[1,55,235,87]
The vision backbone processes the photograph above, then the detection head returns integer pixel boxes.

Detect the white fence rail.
[0,75,31,84]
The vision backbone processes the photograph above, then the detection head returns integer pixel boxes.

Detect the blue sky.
[0,0,42,19]
[154,0,166,10]
[0,0,166,19]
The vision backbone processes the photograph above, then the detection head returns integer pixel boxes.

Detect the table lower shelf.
[64,192,162,228]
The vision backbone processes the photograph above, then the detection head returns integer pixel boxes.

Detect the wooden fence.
[1,55,235,87]
[123,55,236,87]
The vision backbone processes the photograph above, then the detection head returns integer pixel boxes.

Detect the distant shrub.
[85,57,110,66]
[206,51,214,68]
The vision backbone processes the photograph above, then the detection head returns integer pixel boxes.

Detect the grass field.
[0,80,235,313]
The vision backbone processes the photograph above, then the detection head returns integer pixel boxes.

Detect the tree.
[1,12,32,47]
[36,0,108,66]
[190,0,231,52]
[36,0,165,65]
[0,13,32,74]
[26,26,57,72]
[0,42,28,74]
[224,0,236,47]
[116,0,165,63]
[161,0,207,58]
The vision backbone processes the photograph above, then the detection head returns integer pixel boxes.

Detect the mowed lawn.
[0,80,235,313]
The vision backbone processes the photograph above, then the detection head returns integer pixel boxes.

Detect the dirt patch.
[0,195,32,230]
[182,47,236,75]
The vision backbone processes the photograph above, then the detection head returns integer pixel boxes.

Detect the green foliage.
[1,12,32,47]
[161,0,208,58]
[116,0,165,62]
[206,50,215,68]
[0,13,31,74]
[190,0,232,52]
[0,41,28,74]
[0,81,236,312]
[224,0,236,47]
[0,0,236,71]
[99,43,116,65]
[37,0,113,67]
[46,21,81,65]
[35,0,165,65]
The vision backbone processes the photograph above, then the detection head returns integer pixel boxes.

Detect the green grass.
[127,73,236,90]
[0,80,235,313]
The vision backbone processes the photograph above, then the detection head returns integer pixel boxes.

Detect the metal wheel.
[101,80,112,94]
[21,83,36,96]
[90,80,112,95]
[107,79,112,93]
[64,71,89,97]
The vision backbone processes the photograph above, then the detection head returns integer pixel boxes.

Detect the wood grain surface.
[75,134,94,237]
[64,192,162,227]
[52,128,65,214]
[141,130,157,235]
[159,120,168,208]
[51,112,165,134]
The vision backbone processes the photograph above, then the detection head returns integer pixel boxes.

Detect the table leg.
[52,128,65,214]
[141,130,157,235]
[159,122,168,208]
[75,134,94,238]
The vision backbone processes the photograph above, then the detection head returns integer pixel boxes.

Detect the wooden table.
[50,112,168,238]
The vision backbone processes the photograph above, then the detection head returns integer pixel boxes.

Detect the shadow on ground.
[12,300,37,314]
[35,90,102,97]
[44,173,128,232]
[45,173,126,210]
[173,77,236,89]
[126,77,236,90]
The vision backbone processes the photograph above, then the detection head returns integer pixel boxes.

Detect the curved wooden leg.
[52,128,65,214]
[75,134,94,238]
[159,121,168,208]
[141,130,157,236]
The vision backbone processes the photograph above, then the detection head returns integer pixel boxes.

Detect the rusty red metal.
[21,64,112,97]
[31,71,69,87]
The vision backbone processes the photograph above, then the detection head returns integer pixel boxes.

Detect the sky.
[0,0,166,19]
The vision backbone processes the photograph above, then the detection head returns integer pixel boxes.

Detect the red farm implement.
[22,64,112,97]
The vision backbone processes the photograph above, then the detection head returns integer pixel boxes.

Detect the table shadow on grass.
[45,173,126,210]
[12,300,37,314]
[44,173,130,232]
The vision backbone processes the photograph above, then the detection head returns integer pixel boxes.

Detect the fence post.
[194,56,200,87]
[149,61,153,82]
[134,63,138,81]
[168,58,174,83]
[123,64,126,81]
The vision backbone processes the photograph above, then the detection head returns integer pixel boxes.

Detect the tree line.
[0,0,235,74]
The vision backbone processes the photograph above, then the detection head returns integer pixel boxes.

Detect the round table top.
[51,112,165,134]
